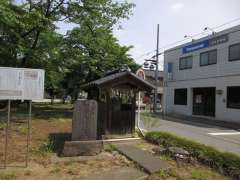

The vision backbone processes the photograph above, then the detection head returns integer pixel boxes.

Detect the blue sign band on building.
[182,40,209,54]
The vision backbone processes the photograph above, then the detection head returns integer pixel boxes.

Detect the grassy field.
[0,103,73,165]
[0,103,132,180]
[0,104,231,180]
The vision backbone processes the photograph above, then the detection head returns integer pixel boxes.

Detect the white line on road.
[208,132,240,136]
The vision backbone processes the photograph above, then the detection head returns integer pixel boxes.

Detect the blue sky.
[17,0,240,68]
[112,0,240,69]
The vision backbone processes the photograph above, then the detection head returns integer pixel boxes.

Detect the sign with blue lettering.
[182,34,228,54]
[182,40,209,54]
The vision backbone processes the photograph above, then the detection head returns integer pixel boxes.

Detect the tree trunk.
[51,96,55,105]
[21,30,41,67]
[62,97,66,104]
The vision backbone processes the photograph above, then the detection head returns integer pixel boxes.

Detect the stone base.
[62,140,103,157]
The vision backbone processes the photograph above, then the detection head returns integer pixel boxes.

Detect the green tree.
[62,25,140,99]
[0,0,139,101]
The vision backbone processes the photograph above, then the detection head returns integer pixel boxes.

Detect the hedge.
[145,131,240,178]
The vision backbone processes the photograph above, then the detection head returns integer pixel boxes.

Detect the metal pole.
[4,100,11,169]
[154,24,160,112]
[137,92,141,127]
[25,100,32,167]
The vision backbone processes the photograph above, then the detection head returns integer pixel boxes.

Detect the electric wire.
[136,17,240,61]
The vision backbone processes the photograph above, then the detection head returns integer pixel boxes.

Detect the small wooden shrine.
[83,68,155,138]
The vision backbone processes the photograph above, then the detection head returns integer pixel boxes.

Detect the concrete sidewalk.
[115,144,170,174]
[139,114,240,155]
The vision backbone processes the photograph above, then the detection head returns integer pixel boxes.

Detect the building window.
[227,86,240,109]
[179,56,192,70]
[174,88,187,105]
[229,43,240,61]
[200,49,217,66]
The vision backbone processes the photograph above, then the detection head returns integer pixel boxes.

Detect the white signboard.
[0,67,45,100]
[136,68,145,80]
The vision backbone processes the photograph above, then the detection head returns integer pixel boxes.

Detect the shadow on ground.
[48,133,72,155]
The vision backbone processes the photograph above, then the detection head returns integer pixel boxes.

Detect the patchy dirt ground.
[0,103,72,166]
[0,103,133,180]
[0,103,231,180]
[0,153,132,180]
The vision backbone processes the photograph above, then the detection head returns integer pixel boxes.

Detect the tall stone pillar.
[72,100,98,141]
[62,100,102,156]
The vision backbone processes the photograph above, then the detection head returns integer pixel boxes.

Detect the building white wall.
[164,76,240,123]
[164,25,240,123]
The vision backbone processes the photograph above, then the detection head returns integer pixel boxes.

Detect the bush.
[145,131,240,178]
[105,144,118,153]
[31,140,54,156]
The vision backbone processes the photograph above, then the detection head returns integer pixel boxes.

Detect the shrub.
[31,140,54,156]
[145,131,240,178]
[105,144,117,153]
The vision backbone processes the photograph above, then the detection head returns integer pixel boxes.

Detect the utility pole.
[154,24,160,113]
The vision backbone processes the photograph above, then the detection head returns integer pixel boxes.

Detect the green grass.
[32,103,73,121]
[0,172,16,180]
[0,122,6,130]
[31,139,54,156]
[167,169,183,180]
[145,131,240,178]
[0,102,73,123]
[105,144,118,153]
[159,154,172,161]
[50,166,61,174]
[140,112,161,130]
[31,132,71,156]
[191,168,208,180]
[158,169,169,179]
[17,125,28,134]
[190,167,221,180]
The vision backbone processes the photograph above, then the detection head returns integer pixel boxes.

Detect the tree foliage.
[0,0,139,100]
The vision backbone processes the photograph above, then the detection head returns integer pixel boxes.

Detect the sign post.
[25,100,32,167]
[0,67,44,168]
[4,100,10,169]
[136,69,146,128]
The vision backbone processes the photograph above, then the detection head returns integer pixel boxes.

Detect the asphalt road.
[139,115,240,155]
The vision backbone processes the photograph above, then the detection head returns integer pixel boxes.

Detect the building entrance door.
[192,87,215,117]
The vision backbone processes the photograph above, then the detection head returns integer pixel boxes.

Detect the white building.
[163,25,240,124]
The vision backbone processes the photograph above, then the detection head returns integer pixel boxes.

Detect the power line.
[212,17,240,30]
[135,50,156,60]
[159,17,240,51]
[136,17,240,61]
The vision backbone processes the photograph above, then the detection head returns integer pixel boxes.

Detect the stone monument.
[62,100,103,156]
